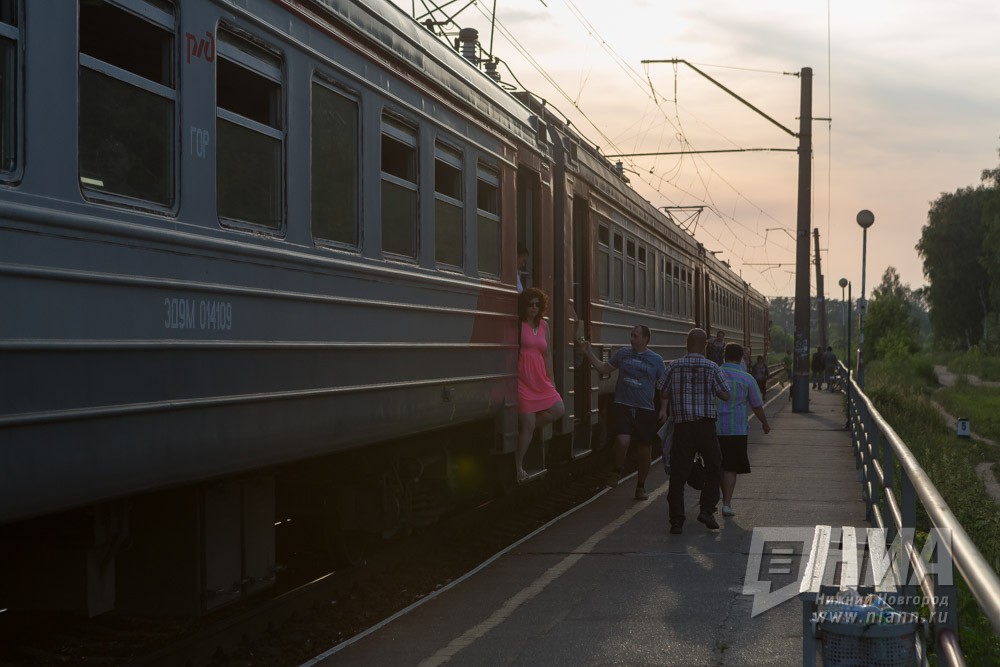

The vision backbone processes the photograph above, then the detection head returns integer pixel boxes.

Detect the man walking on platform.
[580,326,666,501]
[717,343,771,518]
[811,345,825,390]
[822,346,839,391]
[659,328,731,533]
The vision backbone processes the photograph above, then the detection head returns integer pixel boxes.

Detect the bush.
[912,355,937,385]
[949,350,1000,381]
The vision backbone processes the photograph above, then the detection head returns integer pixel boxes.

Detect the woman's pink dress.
[519,320,561,413]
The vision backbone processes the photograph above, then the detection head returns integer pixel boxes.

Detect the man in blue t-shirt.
[717,343,771,518]
[581,325,666,501]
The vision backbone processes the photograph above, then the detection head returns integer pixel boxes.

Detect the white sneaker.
[722,505,736,517]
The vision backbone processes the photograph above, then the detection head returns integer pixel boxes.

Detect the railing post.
[882,438,896,543]
[858,412,871,508]
[935,573,960,650]
[900,471,919,620]
[853,405,866,472]
[901,473,916,543]
[869,430,882,524]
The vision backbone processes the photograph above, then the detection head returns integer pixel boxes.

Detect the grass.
[936,379,1000,449]
[864,356,1000,664]
[948,352,1000,382]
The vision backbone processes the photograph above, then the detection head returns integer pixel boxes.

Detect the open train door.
[570,195,597,458]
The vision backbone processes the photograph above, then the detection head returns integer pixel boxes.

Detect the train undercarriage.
[0,419,533,618]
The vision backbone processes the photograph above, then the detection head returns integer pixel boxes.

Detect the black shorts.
[718,435,751,474]
[611,402,659,447]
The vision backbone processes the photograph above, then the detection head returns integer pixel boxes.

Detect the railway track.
[0,449,617,667]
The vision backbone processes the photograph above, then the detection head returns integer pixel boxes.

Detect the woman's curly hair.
[519,287,548,326]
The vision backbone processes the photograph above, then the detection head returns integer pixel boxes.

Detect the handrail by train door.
[570,195,595,459]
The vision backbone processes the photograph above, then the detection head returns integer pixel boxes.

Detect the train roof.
[308,0,765,304]
[310,0,542,150]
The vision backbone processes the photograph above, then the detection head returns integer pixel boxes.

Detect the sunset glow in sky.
[389,0,1000,298]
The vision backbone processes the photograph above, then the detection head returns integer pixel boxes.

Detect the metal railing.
[843,361,1000,664]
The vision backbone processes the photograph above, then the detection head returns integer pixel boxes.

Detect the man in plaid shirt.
[658,328,731,533]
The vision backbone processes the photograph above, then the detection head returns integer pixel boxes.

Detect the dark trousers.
[667,419,722,525]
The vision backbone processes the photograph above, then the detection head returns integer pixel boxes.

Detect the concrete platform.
[310,386,865,666]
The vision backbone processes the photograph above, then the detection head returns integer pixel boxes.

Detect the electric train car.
[520,99,770,457]
[0,0,767,617]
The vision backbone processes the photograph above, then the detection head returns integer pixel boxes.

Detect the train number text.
[164,298,233,331]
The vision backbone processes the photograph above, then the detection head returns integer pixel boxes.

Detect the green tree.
[980,155,1000,350]
[769,323,792,358]
[917,183,993,349]
[864,267,920,360]
[768,296,793,335]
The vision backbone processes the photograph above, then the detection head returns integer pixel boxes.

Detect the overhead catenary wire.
[427,0,805,293]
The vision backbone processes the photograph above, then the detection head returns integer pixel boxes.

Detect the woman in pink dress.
[517,288,564,482]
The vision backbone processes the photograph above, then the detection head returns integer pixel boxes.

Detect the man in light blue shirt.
[582,325,666,501]
[717,343,771,518]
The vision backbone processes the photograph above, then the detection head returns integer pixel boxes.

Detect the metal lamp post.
[840,277,851,429]
[838,278,848,361]
[856,210,875,388]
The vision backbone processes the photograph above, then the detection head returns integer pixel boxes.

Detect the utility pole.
[813,228,827,351]
[790,67,813,412]
[638,60,813,411]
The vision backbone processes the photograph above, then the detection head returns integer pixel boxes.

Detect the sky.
[389,0,1000,299]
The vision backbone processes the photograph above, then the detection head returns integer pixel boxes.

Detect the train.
[0,0,768,616]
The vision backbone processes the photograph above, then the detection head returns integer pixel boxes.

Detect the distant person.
[516,243,529,294]
[581,325,666,501]
[811,346,825,390]
[823,346,839,391]
[516,288,564,483]
[658,328,731,534]
[706,330,726,365]
[717,343,771,517]
[751,355,768,397]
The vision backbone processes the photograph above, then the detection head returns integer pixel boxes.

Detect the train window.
[434,142,463,269]
[597,224,610,299]
[217,31,283,230]
[665,260,672,314]
[476,162,500,276]
[681,268,690,317]
[78,0,175,205]
[612,232,623,303]
[0,1,17,175]
[381,116,418,258]
[625,238,636,306]
[672,264,680,316]
[657,256,665,314]
[686,271,692,317]
[638,245,647,309]
[649,253,656,312]
[311,80,359,247]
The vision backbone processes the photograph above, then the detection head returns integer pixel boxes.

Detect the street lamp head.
[856,209,875,229]
[838,277,848,288]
